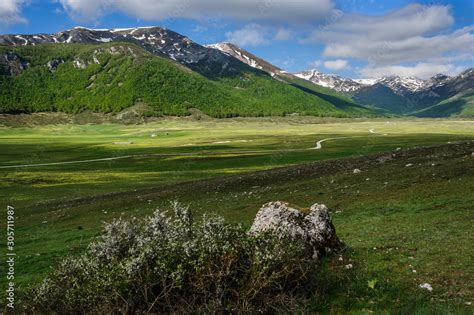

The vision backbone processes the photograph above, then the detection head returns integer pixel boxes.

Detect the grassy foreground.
[0,117,473,312]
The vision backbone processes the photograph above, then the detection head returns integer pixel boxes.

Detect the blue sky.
[1,0,473,79]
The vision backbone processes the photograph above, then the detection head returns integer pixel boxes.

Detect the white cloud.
[302,3,474,77]
[309,60,322,68]
[359,63,466,79]
[0,0,27,26]
[225,24,268,47]
[58,0,334,23]
[324,59,349,70]
[274,28,291,41]
[322,26,474,65]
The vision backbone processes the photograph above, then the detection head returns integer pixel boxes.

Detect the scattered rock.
[419,283,433,292]
[250,201,343,260]
[47,59,64,72]
[1,52,30,75]
[376,154,393,163]
[405,163,413,167]
[353,168,361,174]
[345,264,353,269]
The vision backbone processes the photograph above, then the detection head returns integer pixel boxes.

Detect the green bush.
[24,203,321,313]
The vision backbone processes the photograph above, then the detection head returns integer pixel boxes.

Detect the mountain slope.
[0,27,378,118]
[206,42,371,115]
[413,90,474,118]
[0,26,261,78]
[293,66,473,116]
[205,42,285,77]
[0,43,373,117]
[294,69,365,93]
[352,83,411,114]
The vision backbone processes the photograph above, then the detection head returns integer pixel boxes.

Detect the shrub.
[24,202,321,313]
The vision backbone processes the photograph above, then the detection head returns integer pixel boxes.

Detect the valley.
[0,10,472,311]
[0,117,473,313]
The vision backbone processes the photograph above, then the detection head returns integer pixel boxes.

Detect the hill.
[0,27,375,118]
[0,42,376,118]
[206,42,370,115]
[292,66,474,117]
[413,90,474,117]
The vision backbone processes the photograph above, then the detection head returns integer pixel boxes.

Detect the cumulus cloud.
[324,59,349,70]
[57,0,334,23]
[309,60,323,68]
[302,3,474,77]
[304,4,470,64]
[274,28,291,41]
[225,24,269,47]
[0,0,27,26]
[323,26,474,65]
[359,63,466,79]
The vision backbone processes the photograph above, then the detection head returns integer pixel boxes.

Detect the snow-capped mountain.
[293,69,469,99]
[207,43,264,71]
[423,74,452,89]
[205,42,290,79]
[376,76,426,96]
[0,26,249,76]
[292,66,472,114]
[2,27,471,116]
[294,69,366,93]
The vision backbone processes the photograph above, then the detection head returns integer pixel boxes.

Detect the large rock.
[250,201,343,259]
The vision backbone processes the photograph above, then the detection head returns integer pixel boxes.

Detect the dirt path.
[313,129,385,150]
[0,155,136,169]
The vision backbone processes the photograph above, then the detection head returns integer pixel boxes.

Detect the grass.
[414,90,474,118]
[0,117,473,312]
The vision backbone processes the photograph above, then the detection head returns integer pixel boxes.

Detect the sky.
[0,0,473,79]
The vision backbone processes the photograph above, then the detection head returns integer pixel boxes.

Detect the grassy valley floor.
[0,117,473,312]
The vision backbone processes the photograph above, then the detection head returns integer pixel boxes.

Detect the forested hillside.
[0,43,373,118]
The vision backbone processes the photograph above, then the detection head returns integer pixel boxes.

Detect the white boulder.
[250,201,343,260]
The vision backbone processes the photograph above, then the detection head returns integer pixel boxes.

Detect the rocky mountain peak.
[294,69,365,93]
[205,42,283,77]
[0,26,247,76]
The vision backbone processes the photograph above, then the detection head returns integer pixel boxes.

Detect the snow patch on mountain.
[294,69,366,93]
[206,43,264,70]
[377,76,426,95]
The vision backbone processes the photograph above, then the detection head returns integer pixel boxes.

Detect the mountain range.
[204,42,473,117]
[0,26,472,118]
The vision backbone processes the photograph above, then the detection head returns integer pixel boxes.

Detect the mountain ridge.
[0,35,373,117]
[1,26,471,118]
[292,66,473,116]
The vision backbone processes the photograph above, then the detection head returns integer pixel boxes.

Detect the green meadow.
[0,117,473,312]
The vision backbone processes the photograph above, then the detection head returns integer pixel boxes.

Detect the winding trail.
[313,129,385,150]
[0,129,386,169]
[0,155,136,169]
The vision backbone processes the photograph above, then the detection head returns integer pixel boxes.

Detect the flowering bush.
[25,202,322,313]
